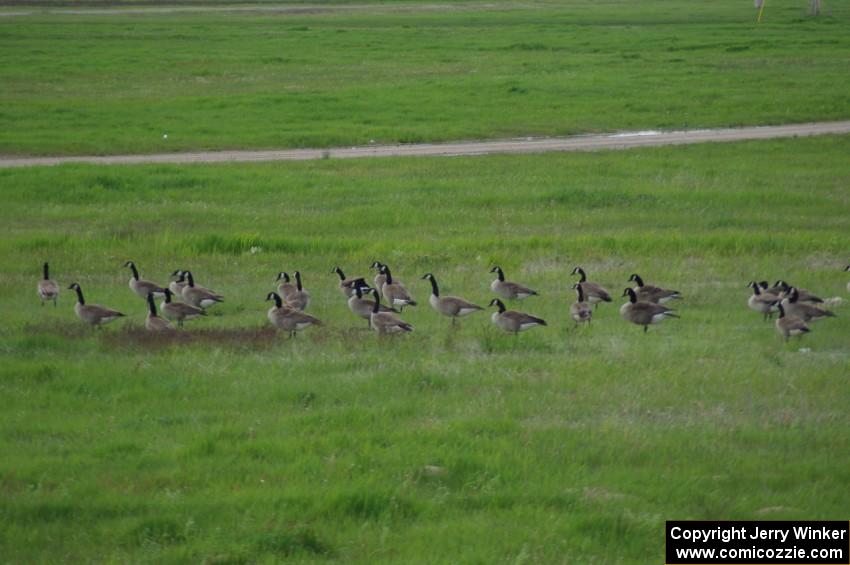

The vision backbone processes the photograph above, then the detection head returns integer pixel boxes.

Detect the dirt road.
[2,121,849,169]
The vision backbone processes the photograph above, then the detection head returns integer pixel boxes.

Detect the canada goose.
[169,270,188,296]
[489,266,538,300]
[38,262,59,307]
[569,284,592,326]
[380,265,416,311]
[422,273,483,324]
[782,288,835,322]
[628,273,681,304]
[746,281,779,320]
[124,261,167,300]
[348,284,398,327]
[620,288,678,332]
[332,266,367,298]
[571,266,612,308]
[145,292,174,332]
[181,271,224,309]
[369,288,413,334]
[275,271,296,299]
[266,292,321,338]
[772,280,823,304]
[775,303,810,341]
[284,271,311,311]
[488,298,546,334]
[160,288,206,328]
[68,283,125,328]
[370,261,387,297]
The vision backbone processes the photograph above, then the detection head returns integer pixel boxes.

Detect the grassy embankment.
[1,0,849,155]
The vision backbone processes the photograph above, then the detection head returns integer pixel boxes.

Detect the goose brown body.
[181,271,224,309]
[772,280,823,304]
[489,266,538,300]
[333,267,367,298]
[368,288,413,334]
[38,262,60,306]
[370,262,387,298]
[160,288,206,327]
[348,285,398,326]
[781,288,835,322]
[620,288,678,332]
[571,267,611,306]
[124,261,167,300]
[747,281,779,320]
[275,272,296,299]
[68,283,125,327]
[488,298,546,334]
[422,273,483,323]
[266,292,321,337]
[380,265,416,310]
[284,271,311,311]
[628,273,681,304]
[775,303,810,340]
[145,292,174,332]
[569,284,592,325]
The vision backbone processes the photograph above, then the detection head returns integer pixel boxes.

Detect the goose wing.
[580,282,611,302]
[503,310,547,327]
[442,296,483,316]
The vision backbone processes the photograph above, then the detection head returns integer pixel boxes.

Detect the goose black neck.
[164,290,173,303]
[777,303,786,318]
[577,268,587,283]
[789,289,799,303]
[295,272,303,291]
[751,283,761,296]
[74,286,85,305]
[128,262,139,280]
[427,276,439,297]
[147,293,157,316]
[383,267,393,285]
[186,271,195,287]
[372,291,381,313]
[335,268,346,281]
[576,285,585,302]
[627,288,637,303]
[495,267,504,282]
[272,293,282,308]
[632,274,644,287]
[43,262,49,280]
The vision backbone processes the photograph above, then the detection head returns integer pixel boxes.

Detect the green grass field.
[2,0,850,156]
[1,135,849,562]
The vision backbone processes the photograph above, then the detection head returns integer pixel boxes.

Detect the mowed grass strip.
[0,135,849,562]
[1,0,850,155]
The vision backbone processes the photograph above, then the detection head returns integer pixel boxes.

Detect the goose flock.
[36,261,846,341]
